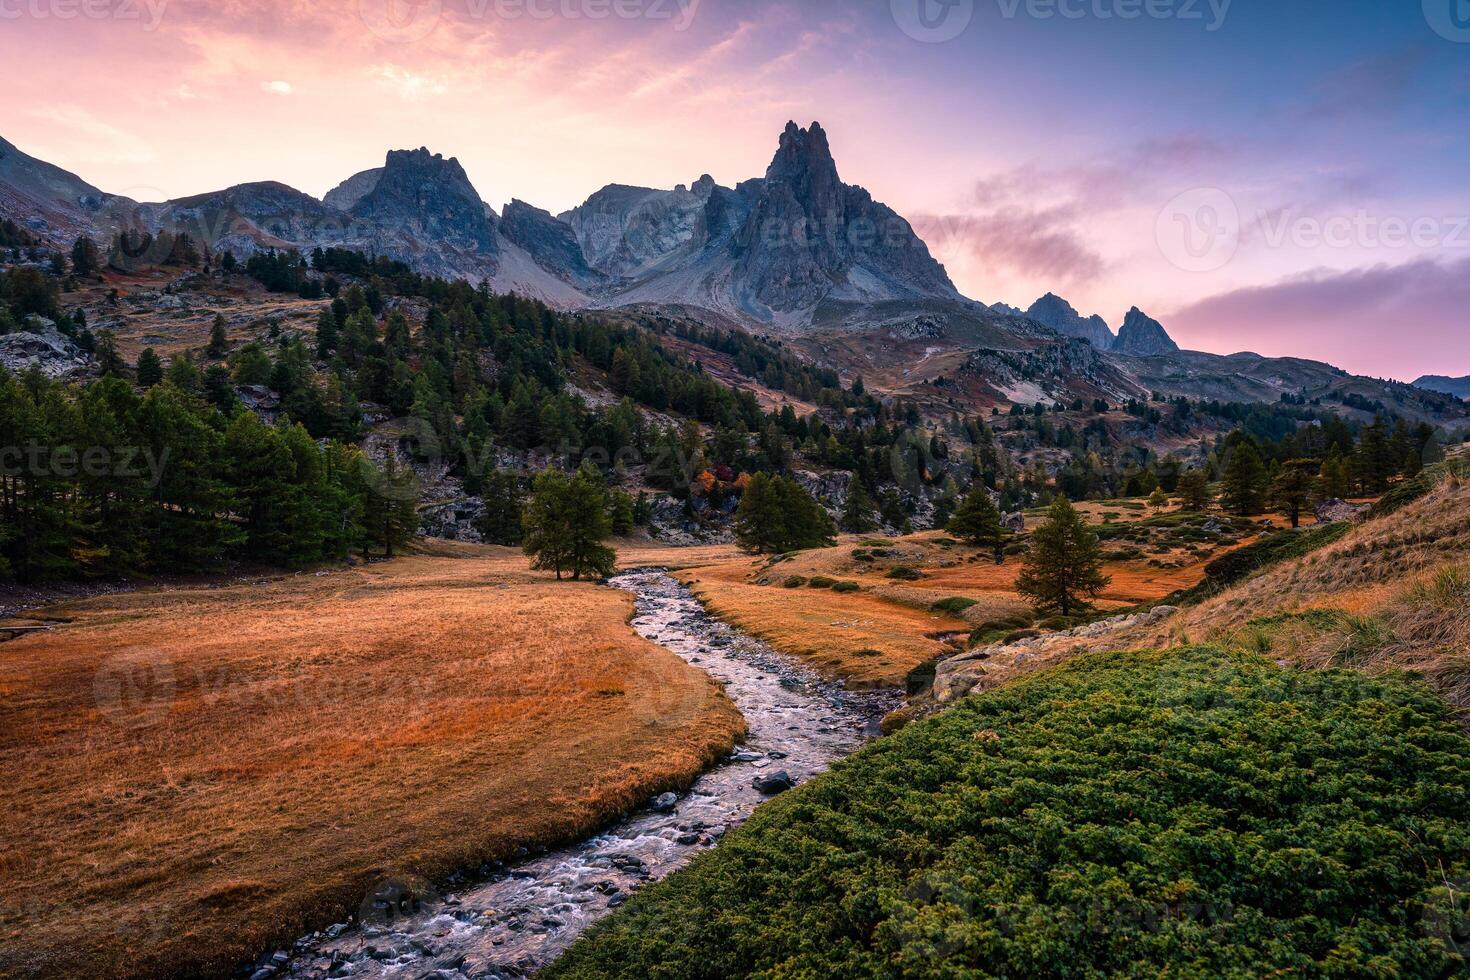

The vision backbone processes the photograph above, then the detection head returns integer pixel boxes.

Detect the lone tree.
[522,463,616,580]
[948,484,1004,551]
[70,235,101,277]
[1148,486,1170,511]
[1015,496,1110,616]
[1175,469,1212,511]
[841,479,879,534]
[1219,442,1268,516]
[206,314,230,359]
[477,469,524,546]
[1269,459,1322,528]
[362,454,419,559]
[735,473,836,553]
[136,347,163,388]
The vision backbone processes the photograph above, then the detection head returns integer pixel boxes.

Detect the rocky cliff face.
[500,199,602,289]
[1024,293,1114,349]
[1112,307,1180,356]
[348,148,499,256]
[729,122,957,319]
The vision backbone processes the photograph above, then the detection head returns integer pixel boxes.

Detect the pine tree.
[840,479,879,533]
[1014,497,1110,616]
[609,489,636,536]
[1320,450,1352,499]
[1269,459,1321,528]
[70,236,101,277]
[478,469,524,546]
[360,454,419,559]
[136,347,163,388]
[948,484,1003,550]
[205,314,230,359]
[522,464,616,580]
[1148,486,1169,511]
[95,329,124,376]
[734,473,836,553]
[1219,442,1267,516]
[315,308,338,359]
[1175,469,1212,511]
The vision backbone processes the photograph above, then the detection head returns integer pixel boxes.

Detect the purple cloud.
[1166,255,1470,380]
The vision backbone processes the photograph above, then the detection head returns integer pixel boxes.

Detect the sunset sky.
[4,0,1467,379]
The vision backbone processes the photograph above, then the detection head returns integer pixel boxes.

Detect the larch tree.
[1015,496,1111,617]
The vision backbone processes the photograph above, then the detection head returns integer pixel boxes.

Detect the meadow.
[0,548,744,978]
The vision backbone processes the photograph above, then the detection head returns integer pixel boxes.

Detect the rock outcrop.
[0,318,89,378]
[1112,307,1179,356]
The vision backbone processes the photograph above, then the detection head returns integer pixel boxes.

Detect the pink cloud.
[1166,256,1470,380]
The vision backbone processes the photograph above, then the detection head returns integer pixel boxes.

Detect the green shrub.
[931,597,977,615]
[851,648,883,658]
[547,648,1470,980]
[782,575,807,589]
[808,576,837,589]
[831,581,860,594]
[886,566,922,581]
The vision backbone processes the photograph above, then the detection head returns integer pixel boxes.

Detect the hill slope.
[547,646,1470,978]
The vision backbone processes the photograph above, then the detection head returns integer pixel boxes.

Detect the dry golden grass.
[0,550,744,979]
[676,556,970,687]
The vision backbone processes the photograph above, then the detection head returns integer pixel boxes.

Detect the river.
[272,570,898,979]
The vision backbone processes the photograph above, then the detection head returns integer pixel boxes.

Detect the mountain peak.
[349,145,497,255]
[1113,307,1180,356]
[766,121,838,185]
[1025,293,1114,349]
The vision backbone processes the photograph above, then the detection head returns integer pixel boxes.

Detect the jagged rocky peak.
[1025,293,1115,350]
[1113,306,1180,356]
[348,146,497,254]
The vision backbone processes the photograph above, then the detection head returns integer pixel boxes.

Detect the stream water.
[271,570,899,980]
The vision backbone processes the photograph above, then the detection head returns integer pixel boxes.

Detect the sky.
[3,0,1468,380]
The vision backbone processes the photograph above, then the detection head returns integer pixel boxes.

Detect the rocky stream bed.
[262,570,899,979]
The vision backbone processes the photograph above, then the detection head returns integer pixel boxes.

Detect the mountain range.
[3,124,1467,427]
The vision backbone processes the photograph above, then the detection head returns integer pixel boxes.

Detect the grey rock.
[651,792,678,813]
[1314,498,1370,524]
[752,770,795,794]
[1112,307,1180,356]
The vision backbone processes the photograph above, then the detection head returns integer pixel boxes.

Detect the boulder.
[752,770,795,795]
[1001,512,1026,534]
[651,792,678,813]
[1314,498,1370,524]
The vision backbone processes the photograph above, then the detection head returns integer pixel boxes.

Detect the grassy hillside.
[547,647,1470,978]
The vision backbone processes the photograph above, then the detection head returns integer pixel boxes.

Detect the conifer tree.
[478,469,524,546]
[207,314,230,359]
[135,347,163,388]
[734,474,836,553]
[522,464,616,580]
[1269,460,1321,528]
[948,484,1003,550]
[1015,496,1110,616]
[1219,442,1268,516]
[841,479,879,534]
[1175,468,1211,511]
